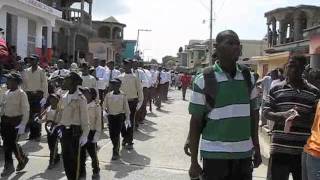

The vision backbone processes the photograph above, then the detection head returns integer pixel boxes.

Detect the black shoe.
[16,156,29,171]
[47,163,55,170]
[92,172,100,179]
[126,144,134,150]
[111,151,120,161]
[79,171,86,179]
[54,154,60,164]
[34,137,41,142]
[1,166,15,177]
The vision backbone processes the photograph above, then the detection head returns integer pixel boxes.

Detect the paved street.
[0,89,269,180]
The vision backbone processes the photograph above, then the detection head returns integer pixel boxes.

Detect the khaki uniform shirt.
[57,90,89,137]
[23,66,48,98]
[87,101,102,132]
[103,91,130,119]
[118,73,143,102]
[2,88,30,125]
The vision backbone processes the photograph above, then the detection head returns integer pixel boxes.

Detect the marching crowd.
[0,55,173,179]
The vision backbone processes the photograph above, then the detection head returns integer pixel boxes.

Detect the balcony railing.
[62,8,91,25]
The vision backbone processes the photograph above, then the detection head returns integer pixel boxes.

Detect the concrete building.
[250,5,320,77]
[0,0,96,65]
[52,0,95,64]
[89,16,126,65]
[304,25,320,69]
[0,0,62,63]
[179,39,266,69]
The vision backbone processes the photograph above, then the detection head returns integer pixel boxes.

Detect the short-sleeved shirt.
[189,62,257,159]
[264,80,320,155]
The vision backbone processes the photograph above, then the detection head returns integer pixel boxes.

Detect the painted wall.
[121,41,136,59]
[256,59,288,77]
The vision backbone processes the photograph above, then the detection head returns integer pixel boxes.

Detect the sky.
[91,0,320,62]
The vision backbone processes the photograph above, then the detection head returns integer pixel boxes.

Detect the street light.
[135,29,152,53]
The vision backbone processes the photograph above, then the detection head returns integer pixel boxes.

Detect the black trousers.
[108,114,125,152]
[61,126,82,180]
[0,116,26,167]
[154,85,162,108]
[203,158,253,180]
[164,82,169,100]
[26,91,43,139]
[80,130,100,175]
[182,85,188,100]
[47,126,59,164]
[98,89,106,129]
[267,153,302,180]
[136,88,150,124]
[121,100,138,145]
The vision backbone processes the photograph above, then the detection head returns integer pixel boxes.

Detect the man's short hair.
[216,30,239,44]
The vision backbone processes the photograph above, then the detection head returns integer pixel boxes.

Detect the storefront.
[0,0,61,65]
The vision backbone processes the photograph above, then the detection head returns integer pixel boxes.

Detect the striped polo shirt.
[189,62,257,159]
[264,80,319,155]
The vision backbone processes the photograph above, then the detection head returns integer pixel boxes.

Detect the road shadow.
[138,122,157,134]
[28,162,65,180]
[134,130,154,141]
[1,171,26,180]
[156,108,171,114]
[146,112,158,118]
[105,149,151,179]
[21,139,43,153]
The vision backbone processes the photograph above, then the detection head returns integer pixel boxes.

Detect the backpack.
[202,64,253,129]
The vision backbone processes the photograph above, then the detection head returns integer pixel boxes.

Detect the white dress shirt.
[159,71,168,85]
[49,69,70,80]
[143,69,152,88]
[95,66,108,90]
[107,69,121,81]
[133,69,149,88]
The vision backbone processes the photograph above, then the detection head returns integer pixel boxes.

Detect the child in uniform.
[103,78,130,160]
[0,72,29,177]
[44,94,61,169]
[56,72,90,180]
[79,88,101,179]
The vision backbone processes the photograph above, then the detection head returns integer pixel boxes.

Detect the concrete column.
[80,0,85,23]
[89,2,92,16]
[311,54,320,69]
[271,19,277,46]
[46,25,53,61]
[278,20,286,44]
[17,16,28,58]
[35,23,43,56]
[294,14,303,41]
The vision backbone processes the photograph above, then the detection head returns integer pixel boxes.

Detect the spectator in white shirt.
[80,63,98,95]
[49,59,70,80]
[106,61,121,91]
[93,58,108,104]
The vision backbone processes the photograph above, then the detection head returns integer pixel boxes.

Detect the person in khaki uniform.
[56,72,90,180]
[103,78,130,160]
[0,72,29,177]
[117,59,143,150]
[23,55,48,141]
[43,94,61,170]
[79,88,101,179]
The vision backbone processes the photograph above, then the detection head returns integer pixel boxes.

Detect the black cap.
[4,72,23,84]
[110,78,122,85]
[24,54,39,61]
[65,72,83,85]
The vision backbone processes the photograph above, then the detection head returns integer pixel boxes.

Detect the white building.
[0,0,61,60]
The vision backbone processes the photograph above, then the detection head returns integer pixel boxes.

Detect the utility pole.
[135,29,152,55]
[209,0,213,66]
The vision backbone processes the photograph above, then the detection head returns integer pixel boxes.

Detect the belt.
[128,98,138,102]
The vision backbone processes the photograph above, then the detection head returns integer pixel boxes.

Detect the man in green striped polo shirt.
[188,30,261,180]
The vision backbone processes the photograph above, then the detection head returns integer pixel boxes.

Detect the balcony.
[62,8,91,25]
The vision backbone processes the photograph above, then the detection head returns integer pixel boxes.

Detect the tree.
[150,59,158,64]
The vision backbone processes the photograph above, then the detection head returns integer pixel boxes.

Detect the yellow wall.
[256,58,288,77]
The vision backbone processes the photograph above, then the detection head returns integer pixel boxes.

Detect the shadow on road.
[21,139,43,153]
[156,109,171,114]
[146,112,158,118]
[105,149,151,179]
[28,162,65,180]
[2,171,26,180]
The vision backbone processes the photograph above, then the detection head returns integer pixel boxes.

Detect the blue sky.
[91,0,320,61]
